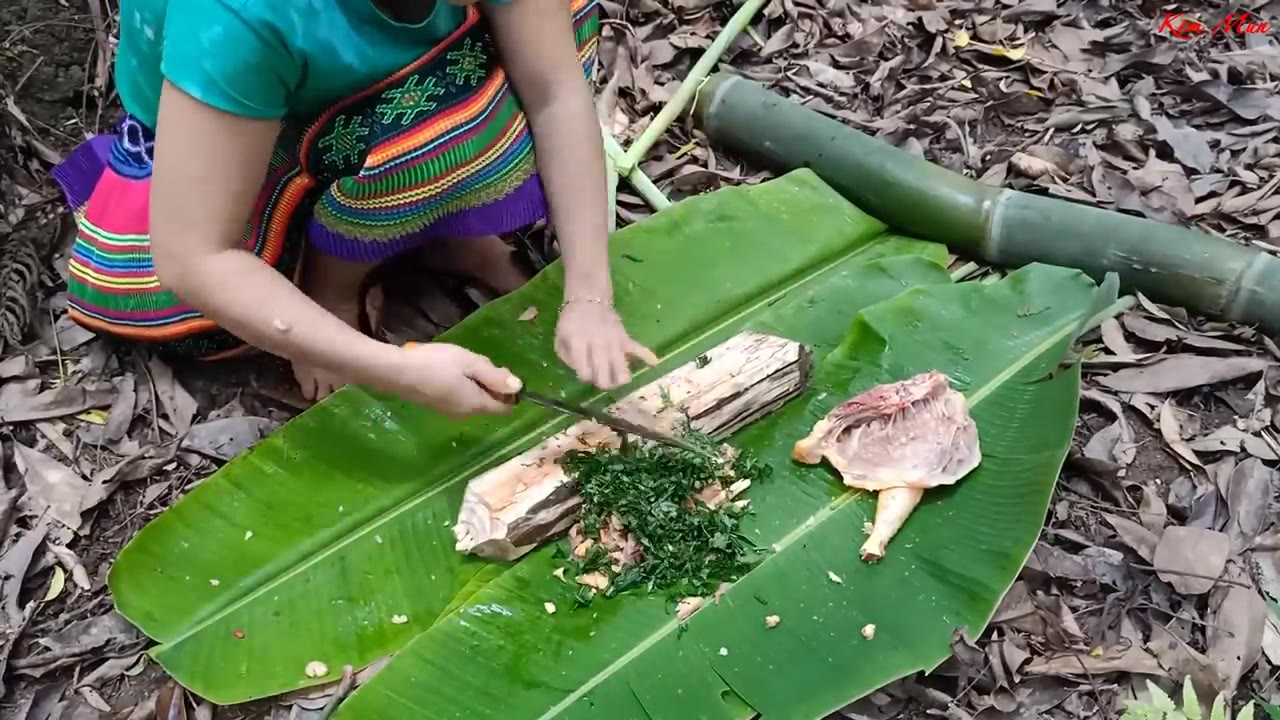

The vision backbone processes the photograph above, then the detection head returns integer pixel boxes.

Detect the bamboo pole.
[693,73,1280,336]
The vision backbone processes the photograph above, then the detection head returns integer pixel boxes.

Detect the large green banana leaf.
[109,170,956,703]
[333,262,1096,719]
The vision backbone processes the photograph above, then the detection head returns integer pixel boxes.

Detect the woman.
[53,0,656,417]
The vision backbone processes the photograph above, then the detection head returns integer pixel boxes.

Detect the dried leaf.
[92,441,180,485]
[1148,623,1226,702]
[41,566,65,603]
[1126,153,1195,221]
[79,687,111,713]
[180,417,279,461]
[1100,318,1134,356]
[103,374,137,443]
[1225,458,1277,553]
[761,25,795,57]
[1188,426,1279,461]
[79,653,144,689]
[1159,399,1203,468]
[1138,485,1168,536]
[1205,564,1267,693]
[1151,115,1214,173]
[1083,421,1136,467]
[1104,513,1160,562]
[1099,356,1270,393]
[0,354,34,380]
[0,517,49,624]
[1191,79,1280,120]
[1023,644,1165,677]
[1102,45,1179,77]
[156,681,189,720]
[1152,526,1230,595]
[1122,315,1249,353]
[147,356,198,435]
[801,61,856,90]
[13,443,107,530]
[0,384,115,423]
[20,611,142,677]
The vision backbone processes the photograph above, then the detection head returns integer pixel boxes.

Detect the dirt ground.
[2,0,1280,718]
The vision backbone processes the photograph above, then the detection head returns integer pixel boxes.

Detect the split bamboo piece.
[453,331,812,561]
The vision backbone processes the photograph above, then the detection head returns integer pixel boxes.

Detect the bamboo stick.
[602,127,620,231]
[693,73,1280,336]
[621,0,769,172]
[598,0,768,219]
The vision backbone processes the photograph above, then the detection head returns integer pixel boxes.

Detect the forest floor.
[1,0,1280,718]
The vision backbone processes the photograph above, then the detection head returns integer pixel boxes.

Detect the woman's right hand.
[381,342,522,418]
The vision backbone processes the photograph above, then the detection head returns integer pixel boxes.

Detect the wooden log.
[453,331,812,561]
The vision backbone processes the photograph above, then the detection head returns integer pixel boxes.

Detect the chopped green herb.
[560,429,771,604]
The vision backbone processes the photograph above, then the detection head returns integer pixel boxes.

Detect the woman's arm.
[486,0,609,303]
[149,83,518,414]
[150,83,401,384]
[488,0,657,389]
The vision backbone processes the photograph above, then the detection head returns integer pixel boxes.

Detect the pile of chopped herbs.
[559,430,772,605]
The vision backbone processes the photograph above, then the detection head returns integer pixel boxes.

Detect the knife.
[518,389,710,456]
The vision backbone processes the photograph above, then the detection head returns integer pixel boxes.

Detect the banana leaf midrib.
[496,298,1091,719]
[146,233,894,651]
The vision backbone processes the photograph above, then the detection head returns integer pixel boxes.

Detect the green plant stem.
[604,130,673,212]
[619,0,769,172]
[627,165,674,211]
[950,261,980,281]
[603,129,620,232]
[1082,296,1136,335]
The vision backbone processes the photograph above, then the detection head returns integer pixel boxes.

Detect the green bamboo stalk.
[693,73,1280,335]
[627,167,674,211]
[1084,297,1137,335]
[619,0,769,173]
[602,128,620,231]
[603,129,672,212]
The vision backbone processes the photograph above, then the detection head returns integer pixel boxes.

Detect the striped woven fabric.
[52,0,600,359]
[301,0,601,261]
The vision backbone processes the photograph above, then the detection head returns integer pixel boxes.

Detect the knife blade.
[519,390,710,455]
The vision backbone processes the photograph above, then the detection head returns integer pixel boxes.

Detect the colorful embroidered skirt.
[52,0,600,359]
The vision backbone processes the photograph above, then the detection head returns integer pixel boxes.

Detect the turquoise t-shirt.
[117,0,503,128]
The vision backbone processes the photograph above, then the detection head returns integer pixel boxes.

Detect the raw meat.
[792,371,981,561]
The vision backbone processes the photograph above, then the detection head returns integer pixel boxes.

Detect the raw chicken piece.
[792,371,981,561]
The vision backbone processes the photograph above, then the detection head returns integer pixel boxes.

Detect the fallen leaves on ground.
[4,0,1280,717]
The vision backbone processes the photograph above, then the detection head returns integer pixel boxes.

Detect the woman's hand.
[381,342,523,418]
[555,300,658,390]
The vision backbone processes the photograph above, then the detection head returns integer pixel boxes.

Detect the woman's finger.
[625,338,660,367]
[573,337,595,386]
[608,340,632,388]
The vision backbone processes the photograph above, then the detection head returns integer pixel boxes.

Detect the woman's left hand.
[555,300,658,389]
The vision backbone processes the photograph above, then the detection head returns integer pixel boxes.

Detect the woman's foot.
[294,249,378,402]
[420,235,532,296]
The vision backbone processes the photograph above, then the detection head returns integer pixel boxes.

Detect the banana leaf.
[108,170,955,704]
[334,262,1097,719]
